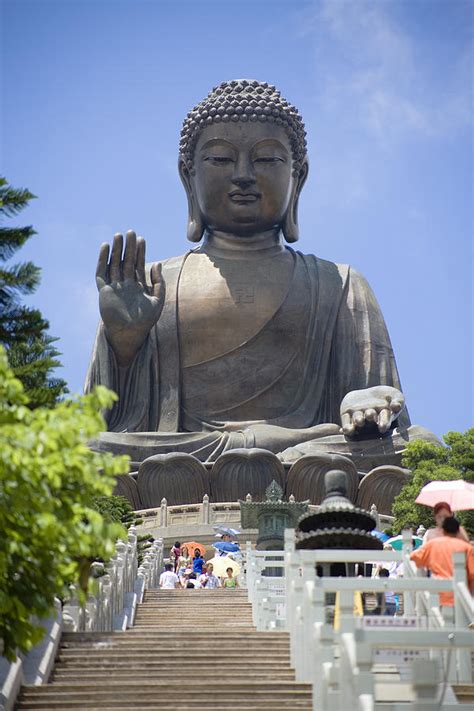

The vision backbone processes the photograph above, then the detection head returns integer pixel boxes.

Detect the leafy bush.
[0,348,129,660]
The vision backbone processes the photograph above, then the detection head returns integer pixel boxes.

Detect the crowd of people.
[159,536,241,590]
[370,501,474,615]
[156,502,473,609]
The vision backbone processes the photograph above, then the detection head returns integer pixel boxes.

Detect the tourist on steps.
[199,563,221,589]
[378,568,398,615]
[411,517,474,606]
[222,567,239,589]
[185,572,201,589]
[422,502,469,544]
[192,549,205,576]
[170,541,182,572]
[159,563,180,589]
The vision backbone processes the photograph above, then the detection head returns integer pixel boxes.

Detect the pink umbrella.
[415,480,474,511]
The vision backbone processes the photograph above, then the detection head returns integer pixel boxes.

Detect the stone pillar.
[370,504,380,529]
[160,497,168,527]
[201,494,210,524]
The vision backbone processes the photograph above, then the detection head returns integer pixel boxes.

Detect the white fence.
[244,531,474,711]
[1,529,164,711]
[63,526,164,632]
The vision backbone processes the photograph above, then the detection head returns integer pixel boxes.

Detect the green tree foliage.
[92,496,149,562]
[0,177,67,407]
[392,429,474,536]
[92,495,142,528]
[0,348,129,661]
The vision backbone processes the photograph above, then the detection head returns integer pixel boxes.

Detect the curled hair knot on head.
[179,79,308,179]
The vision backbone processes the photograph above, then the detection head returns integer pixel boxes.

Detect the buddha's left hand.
[340,385,405,437]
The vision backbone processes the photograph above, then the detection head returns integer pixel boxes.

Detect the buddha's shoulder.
[296,251,369,286]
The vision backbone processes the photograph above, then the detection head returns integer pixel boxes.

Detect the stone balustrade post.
[85,593,98,632]
[160,498,168,527]
[411,659,440,707]
[124,540,134,593]
[101,573,112,630]
[369,504,380,529]
[453,551,472,682]
[62,585,81,632]
[352,630,374,700]
[149,541,161,586]
[105,555,118,616]
[115,541,127,617]
[338,589,356,633]
[90,562,105,631]
[201,494,210,524]
[301,580,315,682]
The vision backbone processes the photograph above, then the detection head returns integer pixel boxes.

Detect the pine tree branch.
[0,227,37,260]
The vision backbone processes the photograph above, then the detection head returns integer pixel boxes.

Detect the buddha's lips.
[228,191,261,203]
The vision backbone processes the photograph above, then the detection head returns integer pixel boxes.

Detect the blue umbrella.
[371,530,390,543]
[213,541,240,554]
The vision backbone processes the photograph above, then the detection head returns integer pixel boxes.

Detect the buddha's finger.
[341,412,355,436]
[377,408,391,433]
[136,237,146,286]
[151,262,164,299]
[389,397,404,414]
[352,410,365,428]
[123,230,137,280]
[364,408,377,422]
[96,242,109,289]
[110,233,123,282]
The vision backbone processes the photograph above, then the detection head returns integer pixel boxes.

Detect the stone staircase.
[16,589,312,710]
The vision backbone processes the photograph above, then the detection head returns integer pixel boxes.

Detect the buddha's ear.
[282,158,309,244]
[179,159,205,243]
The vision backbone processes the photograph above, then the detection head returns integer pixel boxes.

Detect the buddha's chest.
[178,251,295,367]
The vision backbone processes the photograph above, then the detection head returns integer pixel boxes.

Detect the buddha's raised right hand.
[96,230,165,366]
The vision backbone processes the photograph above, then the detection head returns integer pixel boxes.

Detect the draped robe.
[85,247,411,463]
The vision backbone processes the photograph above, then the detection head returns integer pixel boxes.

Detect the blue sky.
[1,0,472,437]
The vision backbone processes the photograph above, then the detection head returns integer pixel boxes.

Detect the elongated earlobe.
[282,159,309,244]
[187,213,204,243]
[179,160,205,243]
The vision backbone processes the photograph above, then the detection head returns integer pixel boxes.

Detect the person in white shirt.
[159,563,180,589]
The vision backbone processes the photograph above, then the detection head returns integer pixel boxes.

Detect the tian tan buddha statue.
[85,79,438,505]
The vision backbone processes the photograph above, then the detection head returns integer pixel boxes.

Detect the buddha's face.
[191,121,296,237]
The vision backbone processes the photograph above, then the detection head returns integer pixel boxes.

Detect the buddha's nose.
[232,155,256,188]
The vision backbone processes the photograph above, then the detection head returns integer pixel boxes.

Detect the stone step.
[17,686,312,705]
[17,703,310,710]
[60,637,287,645]
[61,627,289,644]
[56,653,291,664]
[52,671,296,681]
[60,642,288,651]
[16,587,304,711]
[54,662,294,672]
[452,684,474,704]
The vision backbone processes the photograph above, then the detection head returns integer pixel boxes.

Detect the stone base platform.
[113,448,412,517]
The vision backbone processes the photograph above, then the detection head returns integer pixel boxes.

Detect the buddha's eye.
[253,156,285,164]
[204,156,235,164]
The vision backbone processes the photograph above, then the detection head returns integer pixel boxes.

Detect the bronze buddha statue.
[85,80,437,503]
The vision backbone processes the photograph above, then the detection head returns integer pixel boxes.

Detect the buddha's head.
[179,79,308,243]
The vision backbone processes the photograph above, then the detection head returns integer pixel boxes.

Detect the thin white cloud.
[297,0,472,146]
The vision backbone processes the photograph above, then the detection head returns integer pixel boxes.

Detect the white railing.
[245,530,474,710]
[62,526,164,632]
[1,529,164,710]
[136,498,394,533]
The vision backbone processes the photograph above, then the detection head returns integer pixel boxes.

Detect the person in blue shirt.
[192,549,204,576]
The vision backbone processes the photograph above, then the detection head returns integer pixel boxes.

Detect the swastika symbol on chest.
[233,286,255,304]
